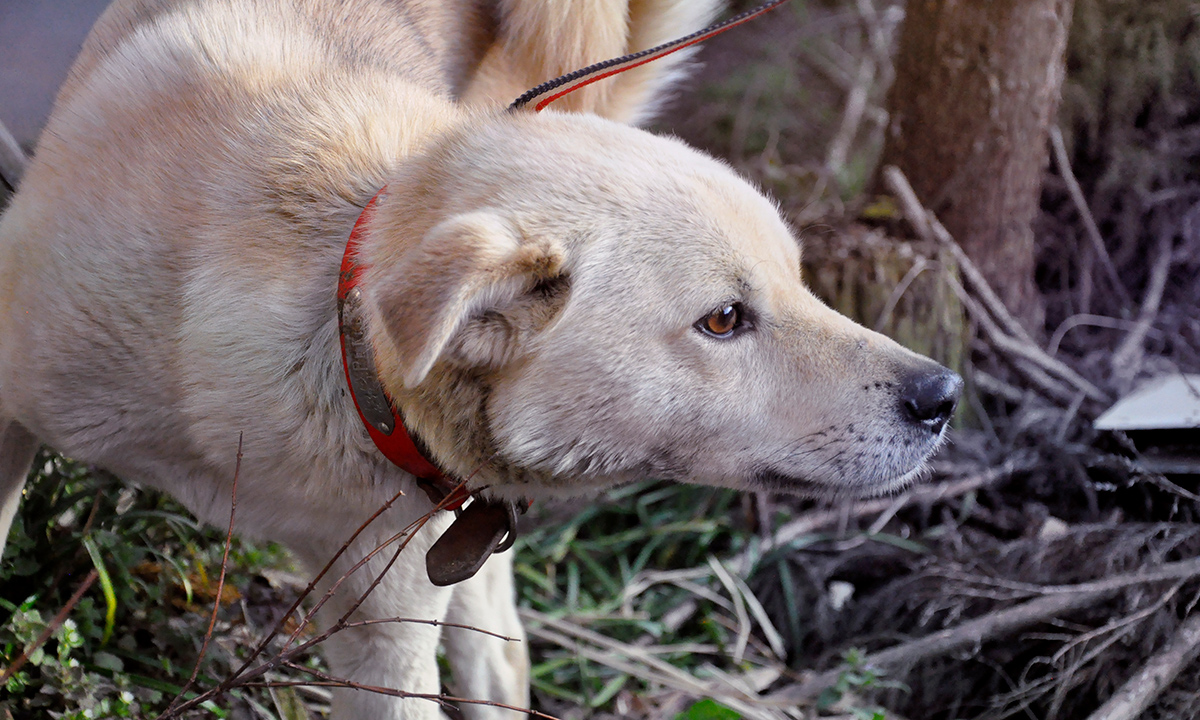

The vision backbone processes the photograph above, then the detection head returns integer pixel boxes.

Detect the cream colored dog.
[0,0,961,717]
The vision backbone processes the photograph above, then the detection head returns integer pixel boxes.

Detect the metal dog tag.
[425,499,516,586]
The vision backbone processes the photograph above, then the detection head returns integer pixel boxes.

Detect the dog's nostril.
[900,367,963,432]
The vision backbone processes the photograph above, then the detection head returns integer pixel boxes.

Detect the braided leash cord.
[509,0,793,112]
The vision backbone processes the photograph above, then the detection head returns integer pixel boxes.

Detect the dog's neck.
[337,187,470,509]
[339,186,533,586]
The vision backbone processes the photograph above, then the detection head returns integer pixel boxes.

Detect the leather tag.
[426,500,512,586]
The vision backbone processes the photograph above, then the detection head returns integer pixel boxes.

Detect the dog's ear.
[370,211,564,387]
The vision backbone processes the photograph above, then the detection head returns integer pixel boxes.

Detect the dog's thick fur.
[0,1,960,717]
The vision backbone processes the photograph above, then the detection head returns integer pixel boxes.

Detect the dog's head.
[363,111,961,499]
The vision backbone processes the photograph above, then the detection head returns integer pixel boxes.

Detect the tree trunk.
[881,0,1075,332]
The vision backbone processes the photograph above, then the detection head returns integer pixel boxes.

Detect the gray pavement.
[1,0,111,150]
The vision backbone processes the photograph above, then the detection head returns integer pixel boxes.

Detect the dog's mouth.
[752,454,936,498]
[751,468,826,494]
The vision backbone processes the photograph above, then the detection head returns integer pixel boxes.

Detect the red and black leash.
[510,0,793,112]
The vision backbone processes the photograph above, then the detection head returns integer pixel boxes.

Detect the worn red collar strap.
[338,189,531,586]
[337,188,469,510]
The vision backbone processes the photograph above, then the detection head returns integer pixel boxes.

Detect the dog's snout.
[900,366,963,433]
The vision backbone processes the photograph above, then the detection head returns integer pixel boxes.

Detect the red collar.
[336,188,470,511]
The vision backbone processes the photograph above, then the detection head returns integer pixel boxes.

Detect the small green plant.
[0,452,293,718]
[675,698,742,720]
[815,648,908,719]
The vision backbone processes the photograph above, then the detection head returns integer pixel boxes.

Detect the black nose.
[900,366,963,433]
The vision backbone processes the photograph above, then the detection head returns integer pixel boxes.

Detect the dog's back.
[58,0,496,106]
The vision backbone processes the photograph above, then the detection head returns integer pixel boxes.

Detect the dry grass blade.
[726,566,788,661]
[522,616,791,720]
[708,556,753,663]
[522,608,713,694]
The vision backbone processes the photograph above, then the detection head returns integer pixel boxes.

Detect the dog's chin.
[752,461,935,499]
[749,424,951,498]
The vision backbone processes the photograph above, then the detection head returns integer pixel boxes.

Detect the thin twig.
[882,165,1036,345]
[1147,474,1200,503]
[826,53,875,175]
[281,478,471,656]
[168,434,243,713]
[340,616,519,642]
[730,462,1024,576]
[946,274,1098,404]
[328,482,466,629]
[1111,228,1174,384]
[0,569,99,684]
[885,164,1111,404]
[221,486,408,686]
[1051,584,1180,666]
[1047,314,1164,357]
[163,478,510,717]
[0,119,26,190]
[275,661,560,719]
[1048,127,1130,307]
[874,257,931,332]
[939,225,1110,402]
[973,369,1032,405]
[1086,611,1200,720]
[163,504,437,716]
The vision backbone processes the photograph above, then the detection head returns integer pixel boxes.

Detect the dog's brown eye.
[700,304,741,338]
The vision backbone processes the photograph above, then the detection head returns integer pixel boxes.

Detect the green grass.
[0,452,294,718]
[2,457,813,719]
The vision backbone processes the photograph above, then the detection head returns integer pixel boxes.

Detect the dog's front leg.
[296,512,457,720]
[443,550,529,720]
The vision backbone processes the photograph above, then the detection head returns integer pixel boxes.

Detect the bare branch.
[1086,611,1200,720]
[768,556,1200,703]
[883,164,1035,345]
[1111,228,1174,385]
[1048,126,1131,307]
[884,165,1112,404]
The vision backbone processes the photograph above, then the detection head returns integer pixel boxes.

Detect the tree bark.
[881,0,1075,331]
